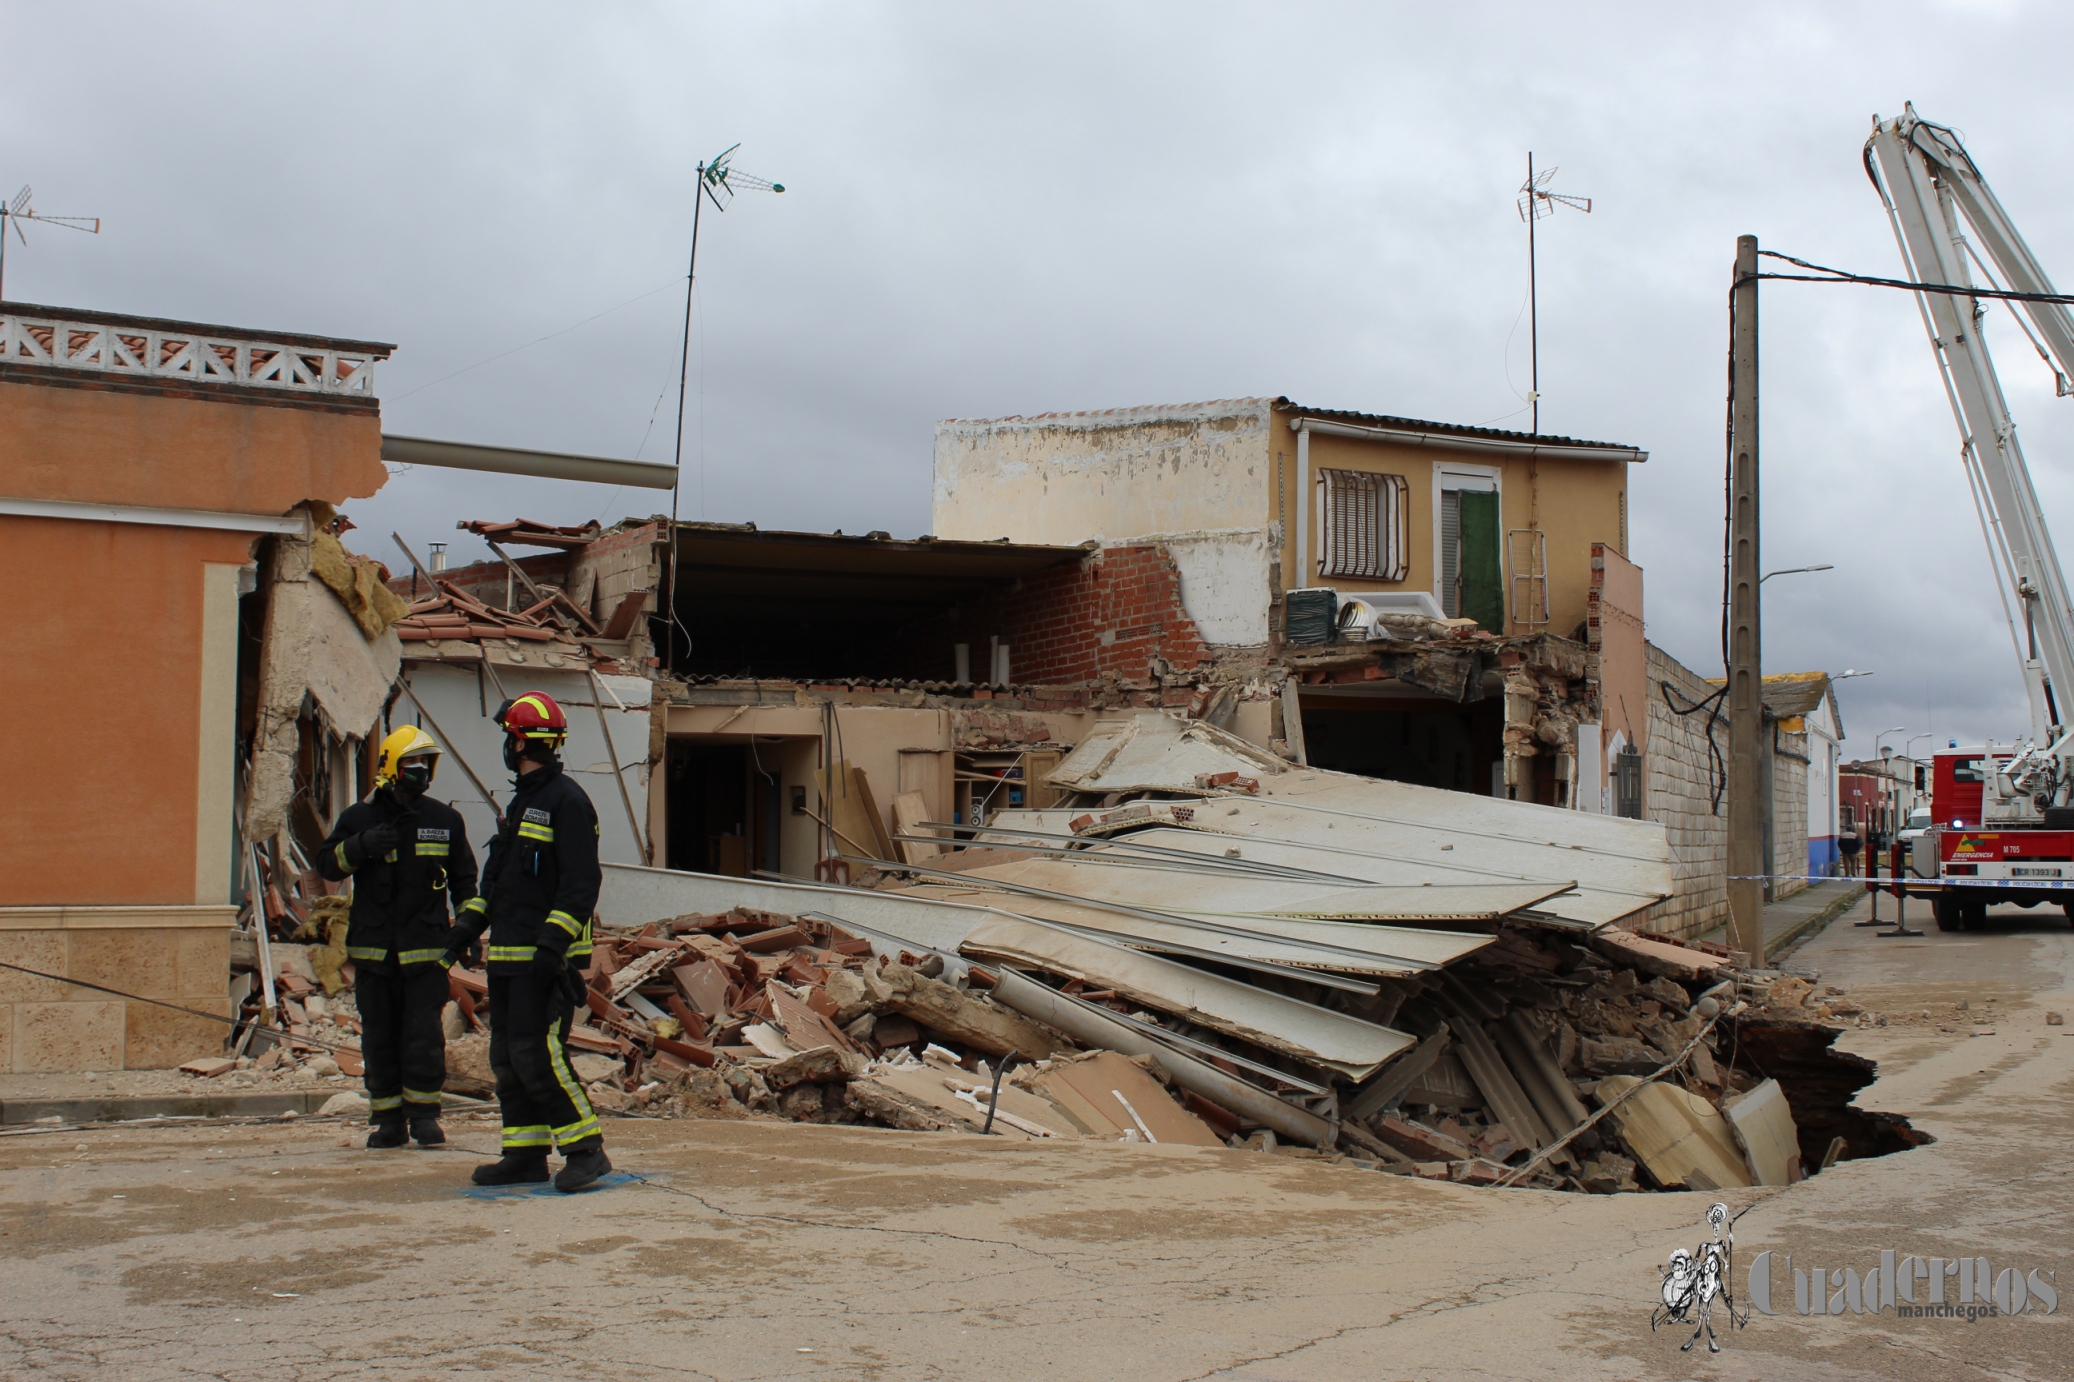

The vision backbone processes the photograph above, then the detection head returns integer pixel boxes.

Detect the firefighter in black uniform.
[316,725,477,1148]
[441,691,610,1192]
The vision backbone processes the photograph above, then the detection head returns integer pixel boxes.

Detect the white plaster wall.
[933,399,1275,545]
[1155,528,1276,646]
[397,662,653,870]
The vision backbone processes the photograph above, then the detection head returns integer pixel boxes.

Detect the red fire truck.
[1868,111,2074,933]
[1905,748,2074,930]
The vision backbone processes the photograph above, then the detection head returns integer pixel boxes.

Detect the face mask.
[503,735,526,773]
[395,759,434,798]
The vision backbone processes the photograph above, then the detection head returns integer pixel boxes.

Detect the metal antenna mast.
[1517,155,1591,435]
[0,187,100,301]
[664,145,785,667]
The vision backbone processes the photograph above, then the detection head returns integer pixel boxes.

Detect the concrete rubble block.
[318,1092,369,1118]
[765,1045,866,1090]
[823,969,873,1025]
[863,961,1068,1061]
[844,1079,954,1132]
[1579,1036,1661,1075]
[1370,1116,1474,1163]
[179,1057,237,1078]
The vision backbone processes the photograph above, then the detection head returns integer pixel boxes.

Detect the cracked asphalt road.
[1,909,2068,1381]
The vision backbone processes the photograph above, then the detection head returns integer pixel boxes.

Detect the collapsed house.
[515,713,1918,1191]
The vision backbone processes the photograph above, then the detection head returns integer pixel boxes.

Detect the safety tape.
[397,949,447,966]
[545,911,584,938]
[1728,872,2074,889]
[416,842,450,857]
[460,897,488,916]
[345,946,389,962]
[517,822,555,842]
[402,1088,444,1105]
[369,1095,404,1112]
[486,945,537,963]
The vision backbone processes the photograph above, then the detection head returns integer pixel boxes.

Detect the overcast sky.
[10,1,2074,760]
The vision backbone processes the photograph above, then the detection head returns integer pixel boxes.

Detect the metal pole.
[664,171,708,671]
[1527,152,1539,436]
[1728,234,1766,967]
[586,668,651,865]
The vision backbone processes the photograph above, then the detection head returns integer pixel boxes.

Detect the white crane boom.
[1867,105,2074,811]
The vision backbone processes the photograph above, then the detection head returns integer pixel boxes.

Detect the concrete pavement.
[1,910,2068,1380]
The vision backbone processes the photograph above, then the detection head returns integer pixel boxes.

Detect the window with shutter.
[1316,469,1408,581]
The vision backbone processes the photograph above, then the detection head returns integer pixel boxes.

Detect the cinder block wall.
[0,911,232,1072]
[1772,728,1811,900]
[1638,643,1730,939]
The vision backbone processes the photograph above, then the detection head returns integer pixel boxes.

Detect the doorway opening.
[665,740,784,877]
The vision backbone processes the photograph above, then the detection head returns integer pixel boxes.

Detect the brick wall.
[915,544,1213,686]
[1639,641,1729,939]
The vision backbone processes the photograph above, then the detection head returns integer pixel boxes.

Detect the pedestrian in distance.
[316,725,477,1148]
[442,691,611,1193]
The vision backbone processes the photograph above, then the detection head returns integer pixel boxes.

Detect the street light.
[1761,564,1836,584]
[1873,726,1908,757]
[1905,733,1933,759]
[1833,668,1875,681]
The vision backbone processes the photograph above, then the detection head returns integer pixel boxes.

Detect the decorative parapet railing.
[0,306,391,399]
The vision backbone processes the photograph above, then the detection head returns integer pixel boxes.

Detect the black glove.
[558,965,590,1007]
[439,942,471,970]
[351,823,400,867]
[529,945,569,978]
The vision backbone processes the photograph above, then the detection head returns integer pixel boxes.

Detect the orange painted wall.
[0,514,256,906]
[0,380,385,514]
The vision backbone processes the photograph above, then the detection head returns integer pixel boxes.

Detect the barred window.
[1316,468,1408,580]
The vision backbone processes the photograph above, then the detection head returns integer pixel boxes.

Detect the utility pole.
[1728,234,1766,966]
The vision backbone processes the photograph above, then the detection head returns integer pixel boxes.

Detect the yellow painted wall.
[1271,413,1628,636]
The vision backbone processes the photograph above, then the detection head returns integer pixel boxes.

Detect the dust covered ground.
[1,905,2068,1381]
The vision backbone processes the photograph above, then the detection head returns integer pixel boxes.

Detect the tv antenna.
[664,144,785,666]
[0,187,101,301]
[1516,154,1591,435]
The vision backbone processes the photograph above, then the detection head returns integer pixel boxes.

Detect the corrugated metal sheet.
[958,916,1415,1080]
[893,876,1498,976]
[1026,712,1672,929]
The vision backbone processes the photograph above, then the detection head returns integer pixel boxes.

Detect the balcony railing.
[0,306,388,398]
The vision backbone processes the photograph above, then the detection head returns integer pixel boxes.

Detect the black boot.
[554,1145,612,1193]
[409,1117,445,1147]
[471,1151,550,1186]
[366,1121,409,1150]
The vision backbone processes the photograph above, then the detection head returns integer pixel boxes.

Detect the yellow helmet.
[375,724,441,790]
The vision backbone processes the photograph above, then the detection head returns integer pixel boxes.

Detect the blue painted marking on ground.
[460,1170,644,1200]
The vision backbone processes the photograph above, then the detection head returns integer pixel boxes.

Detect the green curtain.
[1457,490,1504,632]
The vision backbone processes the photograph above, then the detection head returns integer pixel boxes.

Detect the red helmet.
[496,692,568,748]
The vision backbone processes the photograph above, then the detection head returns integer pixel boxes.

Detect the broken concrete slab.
[1593,1075,1753,1191]
[862,959,1068,1062]
[1720,1077,1802,1186]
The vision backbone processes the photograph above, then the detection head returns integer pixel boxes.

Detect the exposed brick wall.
[913,544,1213,686]
[1638,641,1730,940]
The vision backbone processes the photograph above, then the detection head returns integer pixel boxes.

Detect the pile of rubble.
[440,909,1231,1145]
[432,900,1916,1191]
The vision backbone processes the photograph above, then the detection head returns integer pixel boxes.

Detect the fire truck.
[1904,747,2074,929]
[1868,108,2074,932]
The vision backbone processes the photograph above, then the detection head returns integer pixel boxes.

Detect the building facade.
[0,302,391,1071]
